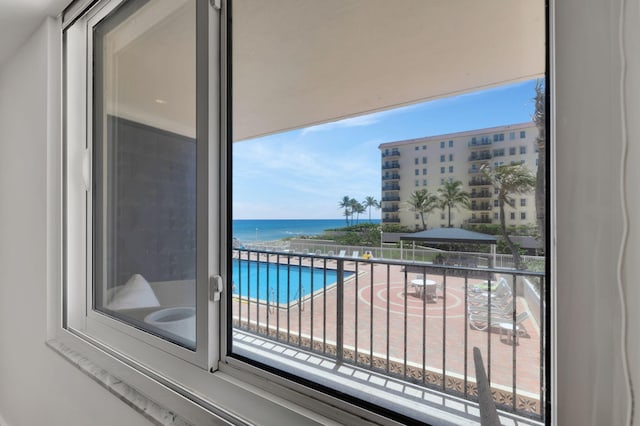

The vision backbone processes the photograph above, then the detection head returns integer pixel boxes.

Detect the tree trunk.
[499,199,524,269]
[448,204,452,227]
[420,212,426,231]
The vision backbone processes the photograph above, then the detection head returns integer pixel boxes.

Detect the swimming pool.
[232,259,353,304]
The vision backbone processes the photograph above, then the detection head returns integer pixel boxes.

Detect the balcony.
[382,217,401,223]
[469,191,492,199]
[382,196,401,202]
[382,174,401,181]
[382,149,401,158]
[382,163,400,170]
[468,178,492,186]
[233,249,546,423]
[471,203,492,211]
[468,152,492,162]
[382,206,399,212]
[468,139,493,148]
[382,184,400,191]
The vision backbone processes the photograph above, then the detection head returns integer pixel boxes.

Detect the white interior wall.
[0,18,151,426]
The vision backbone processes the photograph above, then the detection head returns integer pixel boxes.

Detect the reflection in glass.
[93,0,196,348]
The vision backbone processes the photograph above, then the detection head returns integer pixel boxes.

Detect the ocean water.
[233,219,380,242]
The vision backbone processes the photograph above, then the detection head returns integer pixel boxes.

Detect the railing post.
[336,259,344,364]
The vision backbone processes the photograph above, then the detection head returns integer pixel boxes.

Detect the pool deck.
[232,254,543,413]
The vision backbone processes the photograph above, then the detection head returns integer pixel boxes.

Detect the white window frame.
[47,1,557,425]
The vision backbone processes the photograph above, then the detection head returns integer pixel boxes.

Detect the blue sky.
[233,79,539,220]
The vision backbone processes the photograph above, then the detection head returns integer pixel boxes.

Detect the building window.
[415,169,419,175]
[520,146,527,154]
[449,153,453,161]
[440,155,445,162]
[510,212,516,220]
[494,212,499,219]
[509,147,517,155]
[520,130,526,138]
[414,158,419,165]
[449,166,453,173]
[521,198,527,207]
[494,200,499,207]
[441,178,445,185]
[423,179,427,186]
[449,140,453,147]
[509,131,515,140]
[494,188,500,195]
[415,180,419,187]
[415,146,419,150]
[440,167,445,174]
[441,213,445,220]
[423,168,427,175]
[440,141,445,148]
[423,145,427,150]
[422,156,427,164]
[493,148,504,157]
[415,214,420,220]
[521,212,527,220]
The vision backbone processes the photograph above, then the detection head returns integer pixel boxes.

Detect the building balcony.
[382,217,401,223]
[470,204,492,211]
[382,163,400,170]
[382,184,400,191]
[382,207,399,212]
[469,191,492,199]
[382,174,401,181]
[468,139,493,148]
[381,149,401,158]
[382,196,401,202]
[468,152,492,162]
[468,178,492,186]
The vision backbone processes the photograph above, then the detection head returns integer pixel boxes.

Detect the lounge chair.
[314,250,322,256]
[351,251,359,258]
[467,278,511,305]
[468,310,530,342]
[337,250,346,257]
[328,250,335,256]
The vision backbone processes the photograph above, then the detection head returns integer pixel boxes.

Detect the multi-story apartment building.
[379,122,539,230]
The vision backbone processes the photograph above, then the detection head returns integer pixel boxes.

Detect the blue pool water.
[232,259,353,304]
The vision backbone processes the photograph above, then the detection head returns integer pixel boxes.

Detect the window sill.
[46,339,190,426]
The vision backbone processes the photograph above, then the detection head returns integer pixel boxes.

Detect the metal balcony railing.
[382,174,401,181]
[468,152,493,161]
[382,163,400,170]
[469,191,492,199]
[232,249,546,421]
[471,204,493,211]
[382,150,401,158]
[381,196,401,202]
[468,179,492,186]
[381,207,399,212]
[382,184,400,191]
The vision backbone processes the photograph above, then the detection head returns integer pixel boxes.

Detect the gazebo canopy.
[400,228,497,245]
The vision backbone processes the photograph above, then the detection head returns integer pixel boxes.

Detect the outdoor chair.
[468,310,530,344]
[468,278,511,304]
[467,298,515,317]
[337,250,346,257]
[352,251,359,258]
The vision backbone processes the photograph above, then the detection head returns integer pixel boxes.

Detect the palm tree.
[533,79,546,248]
[338,195,352,225]
[405,189,438,231]
[437,180,470,228]
[482,163,535,269]
[363,196,380,222]
[352,200,365,224]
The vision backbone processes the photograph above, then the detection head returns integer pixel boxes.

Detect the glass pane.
[231,0,547,423]
[93,0,197,349]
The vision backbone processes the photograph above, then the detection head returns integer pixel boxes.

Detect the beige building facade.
[379,122,539,230]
